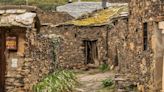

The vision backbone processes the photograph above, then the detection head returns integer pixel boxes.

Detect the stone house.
[0,6,41,92]
[0,5,73,92]
[114,0,164,91]
[41,5,128,69]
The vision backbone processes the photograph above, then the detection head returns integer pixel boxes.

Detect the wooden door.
[0,30,6,92]
[83,40,98,65]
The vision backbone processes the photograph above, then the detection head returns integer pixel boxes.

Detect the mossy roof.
[59,5,128,26]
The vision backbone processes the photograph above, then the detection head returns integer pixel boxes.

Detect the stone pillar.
[102,0,107,9]
[154,22,163,91]
[161,29,164,92]
[162,55,164,92]
[159,22,164,92]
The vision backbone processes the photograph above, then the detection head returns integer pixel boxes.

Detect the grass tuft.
[99,63,110,72]
[33,70,78,92]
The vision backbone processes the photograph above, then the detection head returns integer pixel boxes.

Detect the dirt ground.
[75,69,115,92]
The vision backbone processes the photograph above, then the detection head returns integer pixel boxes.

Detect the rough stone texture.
[4,29,60,92]
[0,9,37,28]
[107,0,129,3]
[41,25,108,69]
[108,18,128,67]
[38,11,74,25]
[0,5,75,92]
[115,0,164,91]
[21,33,58,92]
[0,7,60,92]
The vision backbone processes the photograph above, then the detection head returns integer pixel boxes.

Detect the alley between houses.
[75,70,115,92]
[0,0,164,92]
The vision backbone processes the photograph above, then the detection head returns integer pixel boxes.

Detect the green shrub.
[33,70,78,92]
[102,78,114,88]
[37,4,57,11]
[99,64,110,72]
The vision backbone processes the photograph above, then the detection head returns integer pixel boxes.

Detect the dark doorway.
[0,30,6,92]
[83,40,98,65]
[143,22,148,50]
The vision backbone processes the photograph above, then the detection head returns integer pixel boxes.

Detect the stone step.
[117,89,127,92]
[114,77,127,81]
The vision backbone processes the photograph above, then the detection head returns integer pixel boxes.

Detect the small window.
[143,23,148,50]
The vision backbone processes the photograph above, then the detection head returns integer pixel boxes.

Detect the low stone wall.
[107,0,129,3]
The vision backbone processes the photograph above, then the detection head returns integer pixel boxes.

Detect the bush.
[37,4,57,11]
[102,78,114,88]
[99,63,110,72]
[33,70,78,92]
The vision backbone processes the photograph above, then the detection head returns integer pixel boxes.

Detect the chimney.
[102,0,107,9]
[68,0,72,3]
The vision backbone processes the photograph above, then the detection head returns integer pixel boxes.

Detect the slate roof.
[56,5,128,27]
[56,2,127,18]
[0,9,37,27]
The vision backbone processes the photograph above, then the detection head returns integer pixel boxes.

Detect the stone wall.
[108,18,128,67]
[0,6,70,92]
[4,27,59,92]
[129,0,164,91]
[41,25,108,69]
[115,20,155,91]
[22,32,58,92]
[114,0,164,91]
[107,0,129,3]
[38,11,74,25]
[4,27,27,92]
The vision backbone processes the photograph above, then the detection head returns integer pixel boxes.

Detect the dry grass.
[66,6,128,26]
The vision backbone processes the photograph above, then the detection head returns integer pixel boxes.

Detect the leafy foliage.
[102,78,114,88]
[33,70,78,92]
[99,63,110,72]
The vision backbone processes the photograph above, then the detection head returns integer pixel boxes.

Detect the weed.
[99,64,110,72]
[102,78,114,88]
[33,70,78,92]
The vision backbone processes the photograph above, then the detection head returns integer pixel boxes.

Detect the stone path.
[75,70,115,92]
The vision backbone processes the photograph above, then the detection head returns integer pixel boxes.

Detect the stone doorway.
[83,40,98,65]
[0,30,6,92]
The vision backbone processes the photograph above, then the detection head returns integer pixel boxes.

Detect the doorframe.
[83,40,98,65]
[0,30,6,92]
